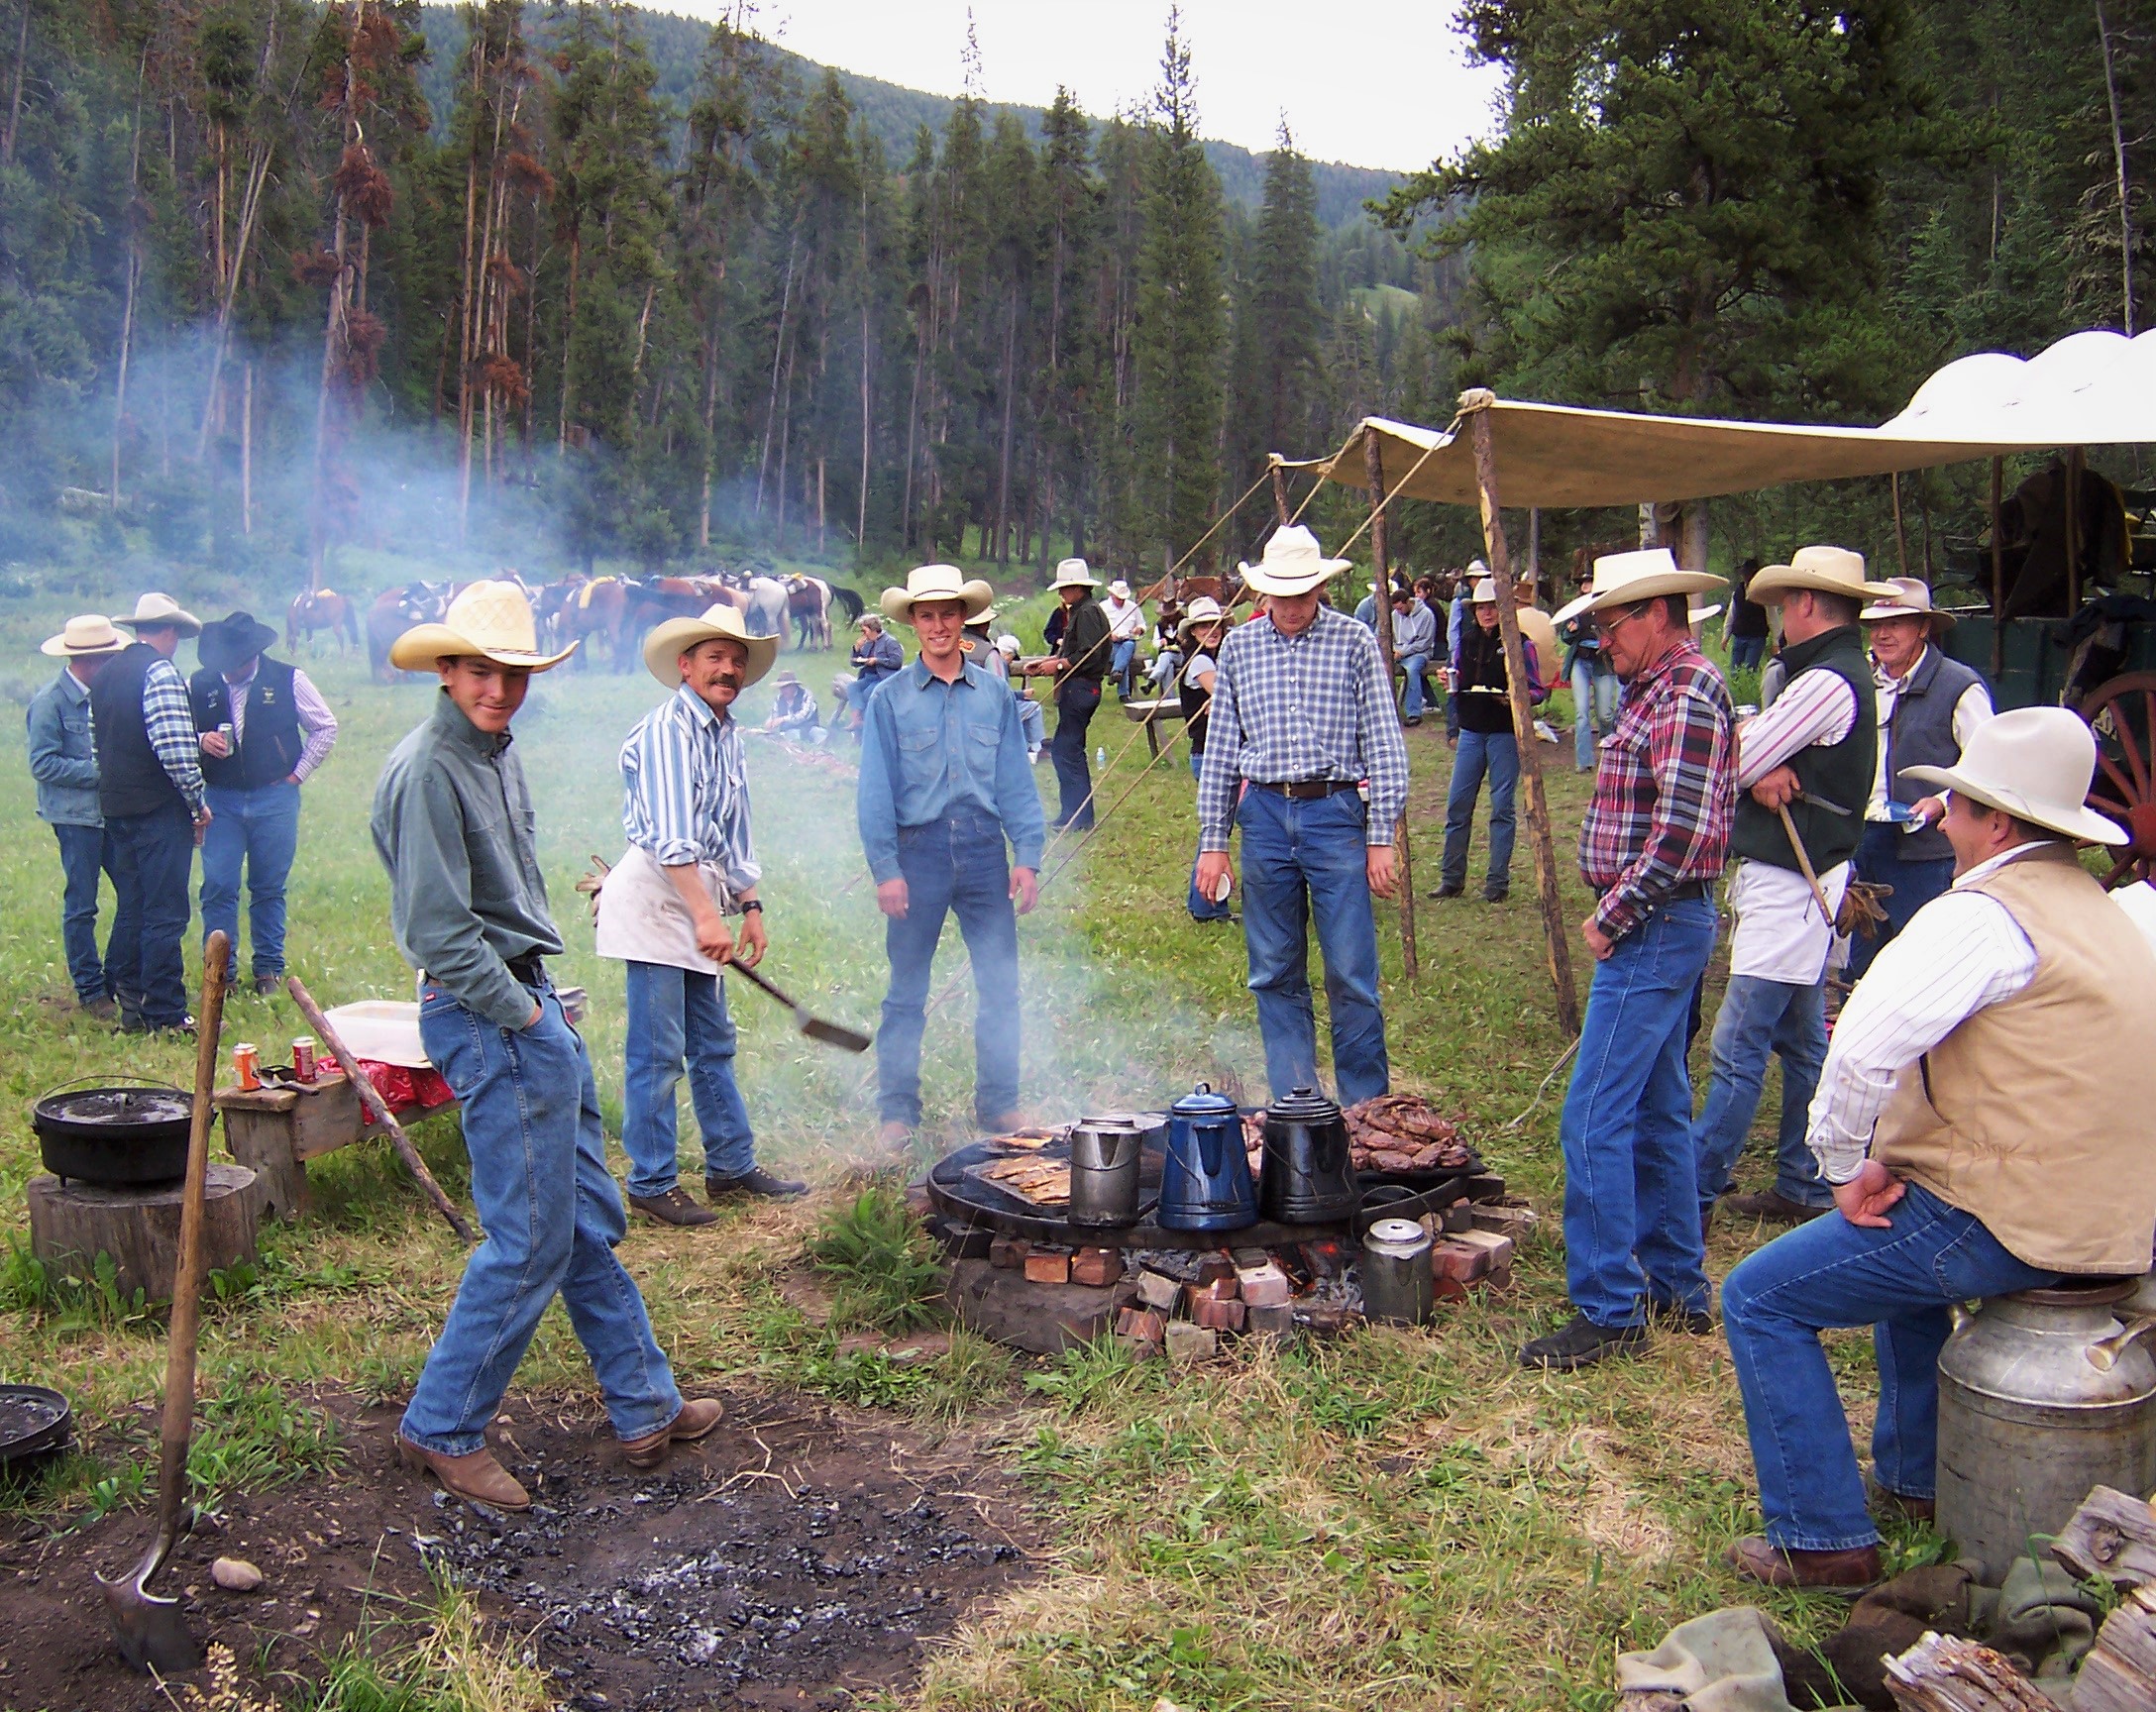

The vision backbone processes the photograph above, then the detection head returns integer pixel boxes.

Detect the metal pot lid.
[1169,1081,1238,1119]
[1363,1216,1432,1257]
[1265,1085,1342,1124]
[1078,1112,1143,1131]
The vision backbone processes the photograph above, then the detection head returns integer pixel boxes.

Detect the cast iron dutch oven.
[0,1384,73,1476]
[32,1078,194,1185]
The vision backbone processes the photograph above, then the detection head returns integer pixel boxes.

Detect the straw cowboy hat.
[1108,579,1133,601]
[41,613,128,658]
[197,610,279,673]
[388,579,577,672]
[1239,524,1351,597]
[114,592,202,636]
[641,600,779,689]
[880,563,995,624]
[1552,548,1723,628]
[1900,706,2125,845]
[1050,557,1101,591]
[1747,545,1899,606]
[1177,595,1227,640]
[1861,576,1957,630]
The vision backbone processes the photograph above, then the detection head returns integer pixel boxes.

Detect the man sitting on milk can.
[594,602,807,1226]
[1718,708,2156,1591]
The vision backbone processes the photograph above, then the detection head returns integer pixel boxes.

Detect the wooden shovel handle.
[1775,802,1837,925]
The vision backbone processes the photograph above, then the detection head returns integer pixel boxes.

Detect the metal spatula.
[727,958,873,1052]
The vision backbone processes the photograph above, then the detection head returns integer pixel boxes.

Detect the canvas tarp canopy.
[1312,330,2156,512]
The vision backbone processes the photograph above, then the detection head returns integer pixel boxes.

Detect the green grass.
[0,562,1902,1707]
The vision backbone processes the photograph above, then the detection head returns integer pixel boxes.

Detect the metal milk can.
[1935,1279,2156,1579]
[1359,1217,1435,1326]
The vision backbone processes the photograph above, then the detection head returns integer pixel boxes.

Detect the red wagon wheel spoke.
[2118,689,2156,799]
[2076,674,2156,890]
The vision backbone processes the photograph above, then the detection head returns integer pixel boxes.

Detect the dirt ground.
[0,1388,1035,1712]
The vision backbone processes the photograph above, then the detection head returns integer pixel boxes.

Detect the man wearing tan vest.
[1719,707,2156,1591]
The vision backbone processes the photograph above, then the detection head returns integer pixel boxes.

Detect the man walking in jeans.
[859,565,1044,1159]
[375,582,719,1512]
[595,603,805,1225]
[28,614,131,1016]
[1521,548,1732,1371]
[1026,559,1113,829]
[1195,525,1408,1104]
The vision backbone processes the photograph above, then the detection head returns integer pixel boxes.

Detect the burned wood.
[2051,1484,2156,1586]
[1883,1633,2053,1711]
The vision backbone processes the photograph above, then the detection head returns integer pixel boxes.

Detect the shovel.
[100,930,229,1674]
[727,957,872,1053]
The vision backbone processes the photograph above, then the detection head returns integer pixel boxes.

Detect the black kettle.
[1258,1085,1360,1226]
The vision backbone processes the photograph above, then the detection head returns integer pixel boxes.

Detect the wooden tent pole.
[1361,430,1419,982]
[1991,456,2005,679]
[1890,472,1910,578]
[1460,390,1579,1035]
[1268,455,1291,526]
[2065,447,2084,616]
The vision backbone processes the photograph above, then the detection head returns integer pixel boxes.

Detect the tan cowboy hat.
[1468,577,1499,603]
[388,579,577,672]
[113,591,202,636]
[1747,545,1900,606]
[1050,557,1101,591]
[1240,524,1351,597]
[41,613,128,657]
[1108,579,1133,600]
[1861,576,1956,629]
[1551,548,1724,627]
[1177,595,1227,640]
[1900,706,2126,845]
[642,601,780,689]
[880,563,995,624]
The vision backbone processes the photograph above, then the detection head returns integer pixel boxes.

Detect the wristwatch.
[740,900,764,914]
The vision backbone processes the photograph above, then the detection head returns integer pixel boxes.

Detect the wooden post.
[2066,446,2084,616]
[1268,455,1291,526]
[1362,429,1420,982]
[1890,471,1909,578]
[1461,390,1580,1036]
[1990,456,2005,678]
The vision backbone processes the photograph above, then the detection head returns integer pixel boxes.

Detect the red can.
[292,1036,318,1083]
[233,1043,262,1092]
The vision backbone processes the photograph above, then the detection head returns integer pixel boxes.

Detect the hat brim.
[1898,762,2128,845]
[1559,571,1726,625]
[1047,573,1101,592]
[201,621,279,667]
[881,580,994,623]
[1178,610,1227,641]
[1861,600,1956,627]
[1239,559,1349,597]
[642,615,779,688]
[1748,564,1903,605]
[41,633,126,657]
[116,610,202,637]
[1690,603,1724,625]
[388,623,576,673]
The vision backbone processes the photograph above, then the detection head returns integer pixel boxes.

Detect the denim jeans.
[1017,696,1044,754]
[1050,679,1101,828]
[1730,634,1767,672]
[401,975,682,1456]
[1441,728,1520,897]
[53,822,125,1003]
[1237,785,1388,1104]
[621,960,755,1197]
[877,811,1022,1127]
[1110,638,1137,697]
[1186,755,1234,920]
[1399,652,1430,720]
[1691,973,1831,1219]
[1848,823,1955,981]
[105,802,194,1027]
[1561,894,1717,1327]
[1570,658,1618,769]
[1722,1183,2057,1551]
[200,780,302,981]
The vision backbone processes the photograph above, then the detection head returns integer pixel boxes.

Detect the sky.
[661,1,1506,174]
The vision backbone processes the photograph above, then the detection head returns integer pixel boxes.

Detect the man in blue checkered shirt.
[1196,527,1409,1104]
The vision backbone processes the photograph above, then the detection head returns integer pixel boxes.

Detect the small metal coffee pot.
[1360,1217,1435,1326]
[1158,1083,1255,1232]
[1068,1113,1148,1228]
[1258,1086,1360,1227]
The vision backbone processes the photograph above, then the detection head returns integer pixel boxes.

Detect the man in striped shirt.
[602,604,805,1226]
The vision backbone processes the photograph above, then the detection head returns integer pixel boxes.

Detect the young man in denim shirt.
[28,614,131,1016]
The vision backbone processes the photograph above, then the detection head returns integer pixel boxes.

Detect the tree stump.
[26,1166,261,1303]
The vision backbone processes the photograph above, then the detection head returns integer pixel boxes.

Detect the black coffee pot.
[1258,1085,1360,1226]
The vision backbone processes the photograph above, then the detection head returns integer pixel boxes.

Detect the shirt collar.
[1952,839,2057,890]
[59,668,91,700]
[225,660,260,693]
[1876,643,1929,692]
[907,656,976,690]
[1626,633,1700,689]
[431,687,513,757]
[672,682,727,730]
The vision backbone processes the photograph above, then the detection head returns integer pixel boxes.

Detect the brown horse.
[367,581,468,681]
[287,588,361,655]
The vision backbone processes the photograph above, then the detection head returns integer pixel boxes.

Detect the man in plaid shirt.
[1522,549,1735,1371]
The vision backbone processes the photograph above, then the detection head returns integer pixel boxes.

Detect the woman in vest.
[1435,576,1546,903]
[189,611,339,992]
[1178,598,1234,922]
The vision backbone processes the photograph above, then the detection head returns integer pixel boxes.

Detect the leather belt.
[1255,779,1359,801]
[1660,879,1713,903]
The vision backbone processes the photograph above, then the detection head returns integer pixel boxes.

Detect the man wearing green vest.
[1694,547,1898,1231]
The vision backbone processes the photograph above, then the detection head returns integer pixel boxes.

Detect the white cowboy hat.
[880,563,995,623]
[1468,577,1499,603]
[1900,706,2126,846]
[388,579,577,672]
[1861,576,1957,628]
[113,592,202,636]
[642,600,780,689]
[41,613,129,657]
[1108,579,1133,600]
[994,632,1022,657]
[1177,595,1227,640]
[1050,557,1101,591]
[1691,602,1725,625]
[1551,548,1724,627]
[1239,524,1351,597]
[1747,545,1900,606]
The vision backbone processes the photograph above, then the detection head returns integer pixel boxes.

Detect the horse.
[535,574,590,651]
[554,575,633,671]
[742,575,789,639]
[367,581,466,681]
[786,575,833,650]
[828,584,864,627]
[287,588,361,655]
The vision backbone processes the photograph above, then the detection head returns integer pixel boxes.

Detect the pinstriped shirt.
[619,684,761,890]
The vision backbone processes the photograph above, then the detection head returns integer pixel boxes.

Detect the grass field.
[0,563,1918,1710]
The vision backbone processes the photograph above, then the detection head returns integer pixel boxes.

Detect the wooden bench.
[1119,696,1183,759]
[216,1074,457,1220]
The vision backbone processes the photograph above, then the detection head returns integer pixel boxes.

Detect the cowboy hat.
[1468,577,1499,603]
[1108,579,1133,600]
[1747,545,1899,606]
[197,610,279,673]
[1551,548,1724,627]
[41,614,128,658]
[1691,602,1725,626]
[1861,576,1957,629]
[880,563,995,624]
[114,592,202,636]
[1177,595,1227,640]
[773,669,801,685]
[994,633,1022,657]
[388,579,577,672]
[642,600,780,689]
[1050,557,1101,591]
[1239,524,1351,597]
[1900,706,2126,845]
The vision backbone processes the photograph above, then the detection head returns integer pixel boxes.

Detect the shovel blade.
[800,1016,873,1053]
[101,1566,201,1675]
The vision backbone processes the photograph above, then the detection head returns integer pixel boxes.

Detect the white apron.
[593,844,735,975]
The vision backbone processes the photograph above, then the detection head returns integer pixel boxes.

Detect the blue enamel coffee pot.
[1158,1082,1255,1232]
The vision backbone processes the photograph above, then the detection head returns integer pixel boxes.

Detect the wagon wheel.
[2079,671,2156,888]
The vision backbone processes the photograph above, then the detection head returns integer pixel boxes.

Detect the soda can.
[292,1036,318,1083]
[218,721,235,747]
[233,1043,262,1092]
